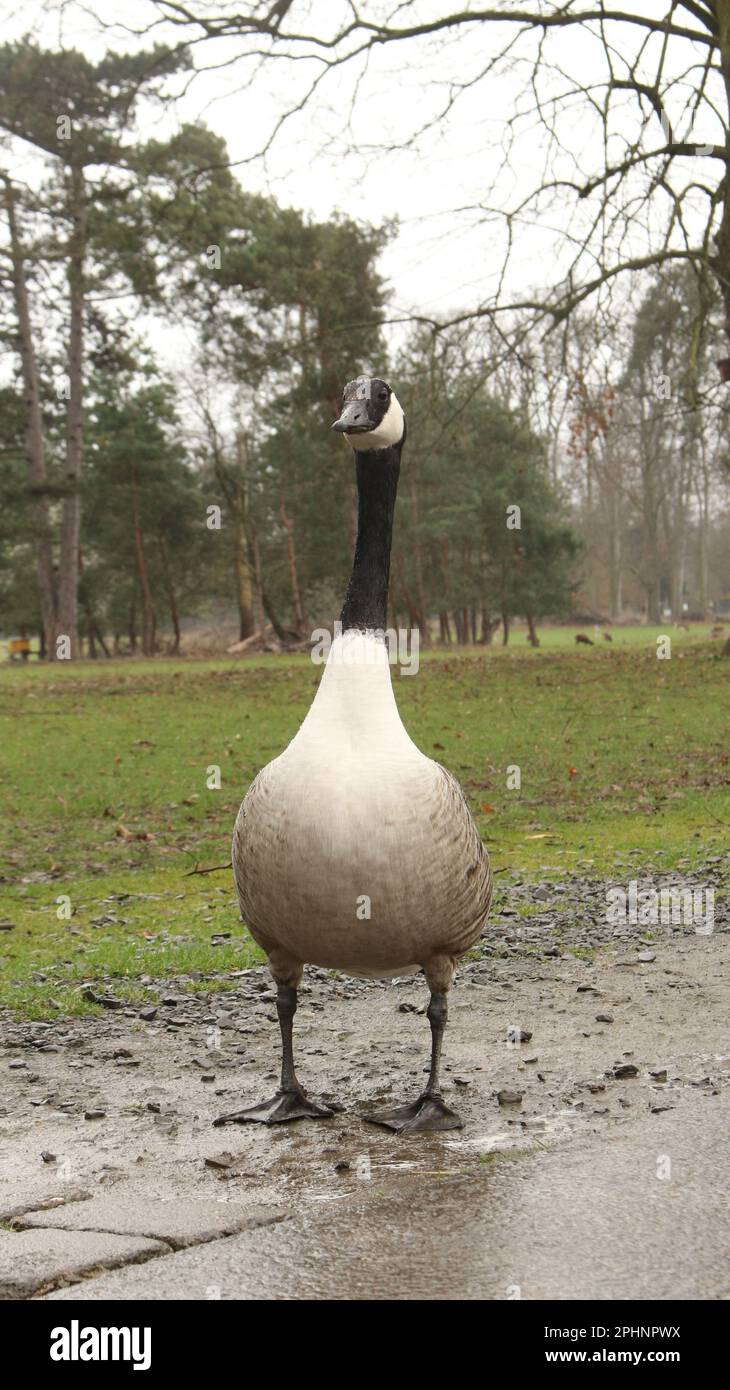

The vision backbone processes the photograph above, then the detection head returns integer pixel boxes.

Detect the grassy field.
[1,626,728,1018]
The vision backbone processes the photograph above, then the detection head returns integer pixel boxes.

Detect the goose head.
[332,375,405,451]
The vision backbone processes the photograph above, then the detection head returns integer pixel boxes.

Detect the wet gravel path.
[1,866,728,1298]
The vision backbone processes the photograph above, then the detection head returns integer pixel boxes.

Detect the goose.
[215,375,493,1134]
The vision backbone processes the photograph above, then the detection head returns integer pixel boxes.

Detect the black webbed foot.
[365,1091,463,1134]
[214,1087,333,1127]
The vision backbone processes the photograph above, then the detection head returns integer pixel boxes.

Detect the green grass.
[423,623,725,652]
[1,630,728,1018]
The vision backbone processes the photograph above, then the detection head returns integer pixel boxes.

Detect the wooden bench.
[8,638,31,661]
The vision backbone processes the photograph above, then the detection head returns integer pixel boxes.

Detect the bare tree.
[136,2,730,361]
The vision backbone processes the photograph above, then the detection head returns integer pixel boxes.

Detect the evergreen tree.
[84,366,206,655]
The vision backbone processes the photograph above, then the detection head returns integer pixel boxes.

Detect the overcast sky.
[1,1,720,367]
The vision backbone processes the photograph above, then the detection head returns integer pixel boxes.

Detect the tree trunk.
[661,484,687,621]
[502,611,510,645]
[233,505,254,639]
[167,592,181,654]
[57,155,86,660]
[439,612,452,644]
[3,176,58,657]
[480,606,495,644]
[642,486,663,623]
[160,537,181,653]
[394,553,421,632]
[642,515,662,622]
[407,468,429,643]
[207,424,257,642]
[253,536,289,643]
[129,598,137,652]
[607,480,622,619]
[261,588,288,643]
[695,492,706,617]
[93,621,110,658]
[697,470,709,617]
[130,462,156,655]
[233,434,256,640]
[526,612,540,647]
[645,580,661,625]
[279,487,305,635]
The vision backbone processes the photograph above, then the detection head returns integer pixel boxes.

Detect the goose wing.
[426,762,493,957]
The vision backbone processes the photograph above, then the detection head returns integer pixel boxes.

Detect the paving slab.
[0,1187,91,1224]
[0,1229,166,1299]
[16,1196,287,1250]
[44,1091,730,1300]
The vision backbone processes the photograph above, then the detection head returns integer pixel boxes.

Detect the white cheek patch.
[346,393,405,451]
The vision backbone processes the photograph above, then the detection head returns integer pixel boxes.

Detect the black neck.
[340,442,402,632]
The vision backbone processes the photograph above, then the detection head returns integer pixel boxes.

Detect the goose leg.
[214,985,333,1126]
[366,991,463,1134]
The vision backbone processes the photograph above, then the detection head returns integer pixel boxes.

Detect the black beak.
[332,400,371,434]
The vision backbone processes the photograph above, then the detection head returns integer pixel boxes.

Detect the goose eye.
[378,389,388,401]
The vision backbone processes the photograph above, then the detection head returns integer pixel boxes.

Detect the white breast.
[233,631,491,976]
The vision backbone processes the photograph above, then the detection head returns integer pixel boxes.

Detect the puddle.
[307,1191,353,1203]
[446,1107,587,1155]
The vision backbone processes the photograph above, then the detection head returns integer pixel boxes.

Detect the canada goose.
[215,375,493,1134]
